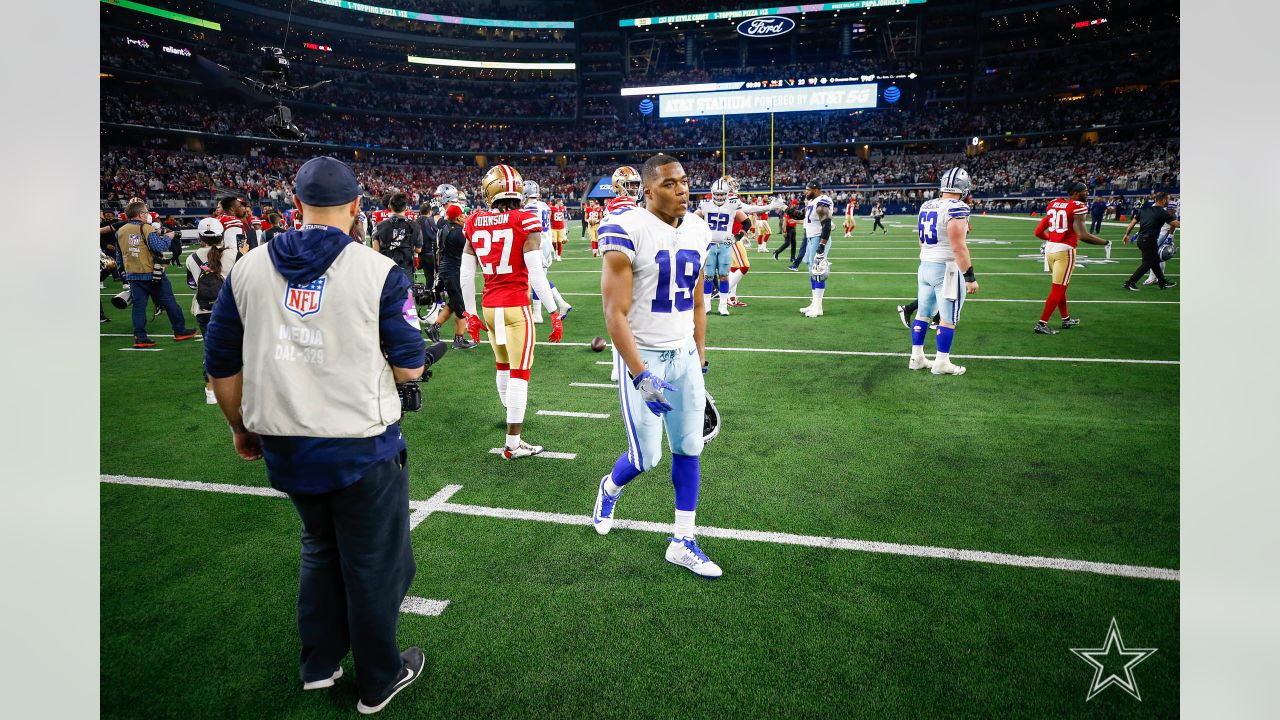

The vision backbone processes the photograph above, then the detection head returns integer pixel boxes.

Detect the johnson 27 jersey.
[598,206,711,350]
[463,208,543,308]
[916,198,971,263]
[697,197,740,245]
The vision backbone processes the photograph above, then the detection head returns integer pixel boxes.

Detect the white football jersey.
[803,194,834,238]
[697,198,738,245]
[598,206,710,350]
[916,198,970,263]
[1158,200,1179,243]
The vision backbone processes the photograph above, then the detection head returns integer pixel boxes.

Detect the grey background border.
[0,1,1276,716]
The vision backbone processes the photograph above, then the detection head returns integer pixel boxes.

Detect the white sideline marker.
[119,347,163,352]
[400,596,450,617]
[537,410,610,419]
[570,382,616,389]
[487,448,577,460]
[594,361,612,365]
[100,475,1179,582]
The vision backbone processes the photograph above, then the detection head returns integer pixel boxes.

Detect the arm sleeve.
[525,250,557,313]
[379,268,427,369]
[203,274,244,378]
[145,227,170,254]
[460,252,479,317]
[820,218,832,242]
[1033,215,1051,240]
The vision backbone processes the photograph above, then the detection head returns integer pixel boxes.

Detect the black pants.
[1089,214,1103,234]
[418,254,436,293]
[196,314,211,380]
[774,228,797,262]
[1126,240,1168,286]
[288,455,415,704]
[438,265,465,319]
[873,217,886,232]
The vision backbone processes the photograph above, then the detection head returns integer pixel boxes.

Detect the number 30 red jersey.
[464,208,543,308]
[1041,198,1088,247]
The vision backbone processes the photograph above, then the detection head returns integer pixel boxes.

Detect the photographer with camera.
[114,200,196,348]
[203,156,434,715]
[372,193,422,285]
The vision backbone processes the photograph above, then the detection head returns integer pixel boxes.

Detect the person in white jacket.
[185,218,232,403]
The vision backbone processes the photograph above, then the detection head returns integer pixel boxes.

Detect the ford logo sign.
[736,16,796,38]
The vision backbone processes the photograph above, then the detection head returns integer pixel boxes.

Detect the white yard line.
[570,382,617,388]
[118,347,163,352]
[537,410,610,419]
[557,292,1177,305]
[100,475,1178,582]
[487,448,578,460]
[545,270,1178,277]
[100,334,1177,365]
[399,596,450,617]
[594,361,613,365]
[409,484,463,530]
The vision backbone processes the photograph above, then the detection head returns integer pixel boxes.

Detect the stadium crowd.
[101,137,1178,210]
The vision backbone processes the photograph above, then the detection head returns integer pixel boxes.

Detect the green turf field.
[100,213,1179,717]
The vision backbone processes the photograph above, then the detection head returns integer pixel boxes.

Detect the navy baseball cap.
[294,156,361,207]
[1067,181,1087,194]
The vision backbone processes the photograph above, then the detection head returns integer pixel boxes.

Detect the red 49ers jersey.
[1042,198,1088,247]
[370,209,392,227]
[586,207,602,223]
[464,208,543,308]
[550,205,566,229]
[605,196,636,214]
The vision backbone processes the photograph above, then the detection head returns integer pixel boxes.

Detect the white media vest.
[229,241,402,438]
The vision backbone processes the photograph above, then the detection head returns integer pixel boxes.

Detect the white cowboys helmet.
[434,184,459,203]
[522,180,541,200]
[939,167,973,195]
[703,390,721,443]
[710,177,730,206]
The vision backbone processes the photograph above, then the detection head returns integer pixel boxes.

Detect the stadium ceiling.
[306,0,574,29]
[618,0,926,28]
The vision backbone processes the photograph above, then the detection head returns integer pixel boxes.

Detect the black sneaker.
[453,336,478,350]
[100,314,110,324]
[356,647,424,715]
[424,322,441,343]
[1122,282,1140,292]
[152,305,164,319]
[1034,321,1058,335]
[896,305,911,330]
[1158,281,1178,289]
[1061,317,1081,329]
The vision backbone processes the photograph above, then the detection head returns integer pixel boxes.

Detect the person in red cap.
[774,198,803,264]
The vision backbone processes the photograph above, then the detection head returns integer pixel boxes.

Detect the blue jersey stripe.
[598,223,628,237]
[601,236,635,251]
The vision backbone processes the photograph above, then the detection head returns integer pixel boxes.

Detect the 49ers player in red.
[1032,181,1109,334]
[550,198,567,261]
[461,165,565,459]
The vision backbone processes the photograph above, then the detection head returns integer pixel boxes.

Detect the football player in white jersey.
[1144,196,1179,285]
[909,168,979,376]
[723,177,787,308]
[695,178,751,316]
[799,181,835,317]
[592,154,722,579]
[521,180,573,323]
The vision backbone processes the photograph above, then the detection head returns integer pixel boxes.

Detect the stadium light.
[619,1,927,28]
[407,56,576,71]
[100,0,221,31]
[306,0,573,29]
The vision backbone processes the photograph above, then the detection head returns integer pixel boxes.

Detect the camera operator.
[100,209,124,286]
[372,193,422,285]
[415,201,438,298]
[114,200,196,348]
[203,157,430,715]
[424,204,477,349]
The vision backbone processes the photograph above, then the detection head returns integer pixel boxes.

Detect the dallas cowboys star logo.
[1070,618,1158,701]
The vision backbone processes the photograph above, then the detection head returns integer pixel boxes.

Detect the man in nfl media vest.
[203,156,428,715]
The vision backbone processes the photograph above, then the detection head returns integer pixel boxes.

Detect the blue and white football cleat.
[592,474,620,535]
[664,536,723,578]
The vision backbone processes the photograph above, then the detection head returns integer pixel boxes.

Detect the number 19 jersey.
[463,208,543,308]
[916,198,970,263]
[599,206,710,350]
